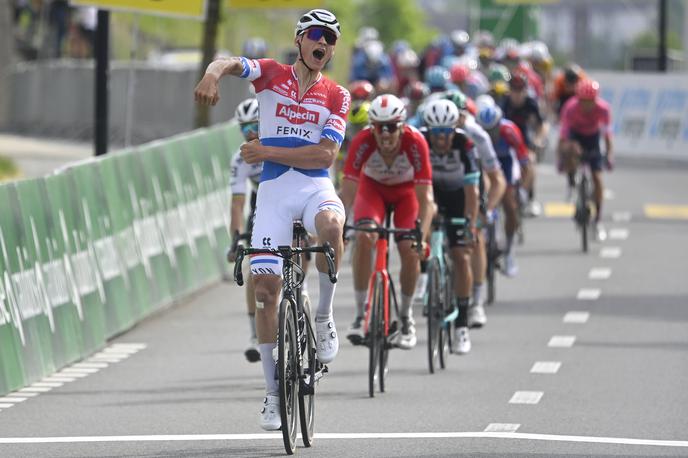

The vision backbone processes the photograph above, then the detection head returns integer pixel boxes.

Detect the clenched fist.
[240,139,264,164]
[194,74,220,106]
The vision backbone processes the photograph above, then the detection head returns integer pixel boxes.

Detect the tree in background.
[354,0,437,50]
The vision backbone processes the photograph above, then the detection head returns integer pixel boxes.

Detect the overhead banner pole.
[95,9,109,156]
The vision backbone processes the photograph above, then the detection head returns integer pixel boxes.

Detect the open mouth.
[313,49,325,61]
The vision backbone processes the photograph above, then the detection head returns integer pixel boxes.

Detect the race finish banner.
[70,0,207,19]
[228,0,322,8]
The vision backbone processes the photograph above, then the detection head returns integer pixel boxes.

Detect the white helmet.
[295,9,341,38]
[235,98,259,123]
[369,94,407,123]
[475,94,496,111]
[423,99,460,128]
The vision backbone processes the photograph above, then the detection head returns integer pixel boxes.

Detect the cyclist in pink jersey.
[194,9,350,431]
[558,79,613,240]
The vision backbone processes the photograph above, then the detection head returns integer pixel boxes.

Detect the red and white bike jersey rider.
[240,57,351,274]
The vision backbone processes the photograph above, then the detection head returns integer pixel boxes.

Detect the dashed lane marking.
[72,362,109,369]
[548,336,576,348]
[18,387,52,393]
[589,268,612,280]
[609,228,629,240]
[577,289,601,300]
[11,391,39,397]
[0,403,15,409]
[644,204,688,220]
[564,311,590,323]
[600,247,622,258]
[509,391,544,404]
[484,424,521,433]
[0,397,27,403]
[530,362,562,374]
[1,432,687,448]
[60,368,99,374]
[42,377,76,383]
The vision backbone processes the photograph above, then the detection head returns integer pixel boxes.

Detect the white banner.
[591,72,688,160]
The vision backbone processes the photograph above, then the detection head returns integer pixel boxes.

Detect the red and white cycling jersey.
[239,57,351,182]
[343,125,432,187]
[559,96,612,139]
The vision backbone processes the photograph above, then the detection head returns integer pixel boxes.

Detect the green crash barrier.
[0,122,240,396]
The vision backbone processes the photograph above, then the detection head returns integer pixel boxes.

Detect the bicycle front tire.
[278,297,299,455]
[368,272,385,398]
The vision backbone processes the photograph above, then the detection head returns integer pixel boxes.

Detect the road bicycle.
[424,215,471,373]
[234,221,337,455]
[345,210,421,398]
[573,163,594,253]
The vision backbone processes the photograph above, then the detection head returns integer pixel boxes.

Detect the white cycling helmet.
[476,104,502,130]
[235,98,259,123]
[295,9,341,38]
[369,94,407,123]
[475,94,496,111]
[423,99,460,128]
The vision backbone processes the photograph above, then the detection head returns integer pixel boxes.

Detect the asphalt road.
[1,157,687,458]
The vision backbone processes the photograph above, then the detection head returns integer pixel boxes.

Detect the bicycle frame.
[363,235,394,337]
[428,224,459,324]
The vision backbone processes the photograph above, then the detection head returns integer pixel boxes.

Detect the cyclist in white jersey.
[194,9,350,431]
[227,98,263,363]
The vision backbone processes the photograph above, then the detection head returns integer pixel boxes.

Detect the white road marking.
[31,382,63,388]
[94,351,131,358]
[87,357,123,364]
[609,228,629,240]
[18,387,51,393]
[11,391,39,397]
[57,370,92,377]
[0,403,15,409]
[548,336,576,347]
[0,397,27,403]
[509,391,544,404]
[600,247,622,258]
[42,377,76,383]
[485,424,520,433]
[589,268,612,280]
[0,432,686,447]
[531,362,562,374]
[72,362,108,369]
[110,343,147,351]
[60,368,99,374]
[577,289,601,300]
[612,211,632,222]
[564,311,590,323]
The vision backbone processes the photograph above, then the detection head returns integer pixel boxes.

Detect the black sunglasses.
[374,123,401,134]
[305,27,337,46]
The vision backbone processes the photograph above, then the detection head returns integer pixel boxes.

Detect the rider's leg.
[503,186,518,255]
[313,209,345,320]
[398,239,420,318]
[592,170,604,223]
[253,274,282,395]
[451,245,473,326]
[352,228,376,316]
[470,230,487,305]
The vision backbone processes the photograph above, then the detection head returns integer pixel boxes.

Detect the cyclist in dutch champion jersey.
[194,9,350,431]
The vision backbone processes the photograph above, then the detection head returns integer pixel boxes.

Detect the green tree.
[355,0,437,50]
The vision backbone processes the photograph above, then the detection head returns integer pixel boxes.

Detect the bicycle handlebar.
[234,242,337,286]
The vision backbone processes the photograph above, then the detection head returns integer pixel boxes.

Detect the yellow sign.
[69,0,207,19]
[228,0,322,8]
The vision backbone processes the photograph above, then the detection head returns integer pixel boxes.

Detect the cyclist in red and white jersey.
[341,94,434,350]
[477,99,531,277]
[558,79,613,240]
[194,9,350,431]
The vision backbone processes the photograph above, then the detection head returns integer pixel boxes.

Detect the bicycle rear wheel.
[368,273,384,398]
[426,259,441,374]
[278,298,298,455]
[298,295,315,447]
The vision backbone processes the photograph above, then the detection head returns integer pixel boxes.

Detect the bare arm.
[464,184,479,229]
[240,138,340,170]
[194,57,245,106]
[414,183,435,241]
[340,177,358,217]
[485,168,506,211]
[230,194,246,235]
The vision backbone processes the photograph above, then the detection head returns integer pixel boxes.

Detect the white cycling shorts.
[249,170,344,276]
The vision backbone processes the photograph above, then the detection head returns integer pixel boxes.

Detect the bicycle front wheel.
[278,298,299,455]
[298,294,315,447]
[368,273,384,398]
[426,258,441,374]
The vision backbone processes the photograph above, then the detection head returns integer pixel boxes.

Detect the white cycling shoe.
[316,318,339,364]
[467,304,487,329]
[259,395,281,431]
[453,327,472,354]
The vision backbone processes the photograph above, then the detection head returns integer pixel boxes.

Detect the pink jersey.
[559,97,612,139]
[239,58,351,181]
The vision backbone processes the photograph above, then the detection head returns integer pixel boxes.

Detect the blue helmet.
[477,104,502,130]
[424,66,450,91]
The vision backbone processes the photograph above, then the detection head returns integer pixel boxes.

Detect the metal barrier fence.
[8,60,251,145]
[0,122,242,396]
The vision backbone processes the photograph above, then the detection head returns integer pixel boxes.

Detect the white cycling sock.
[355,289,368,317]
[248,314,256,339]
[401,293,414,319]
[258,343,278,395]
[472,283,485,306]
[316,272,337,322]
